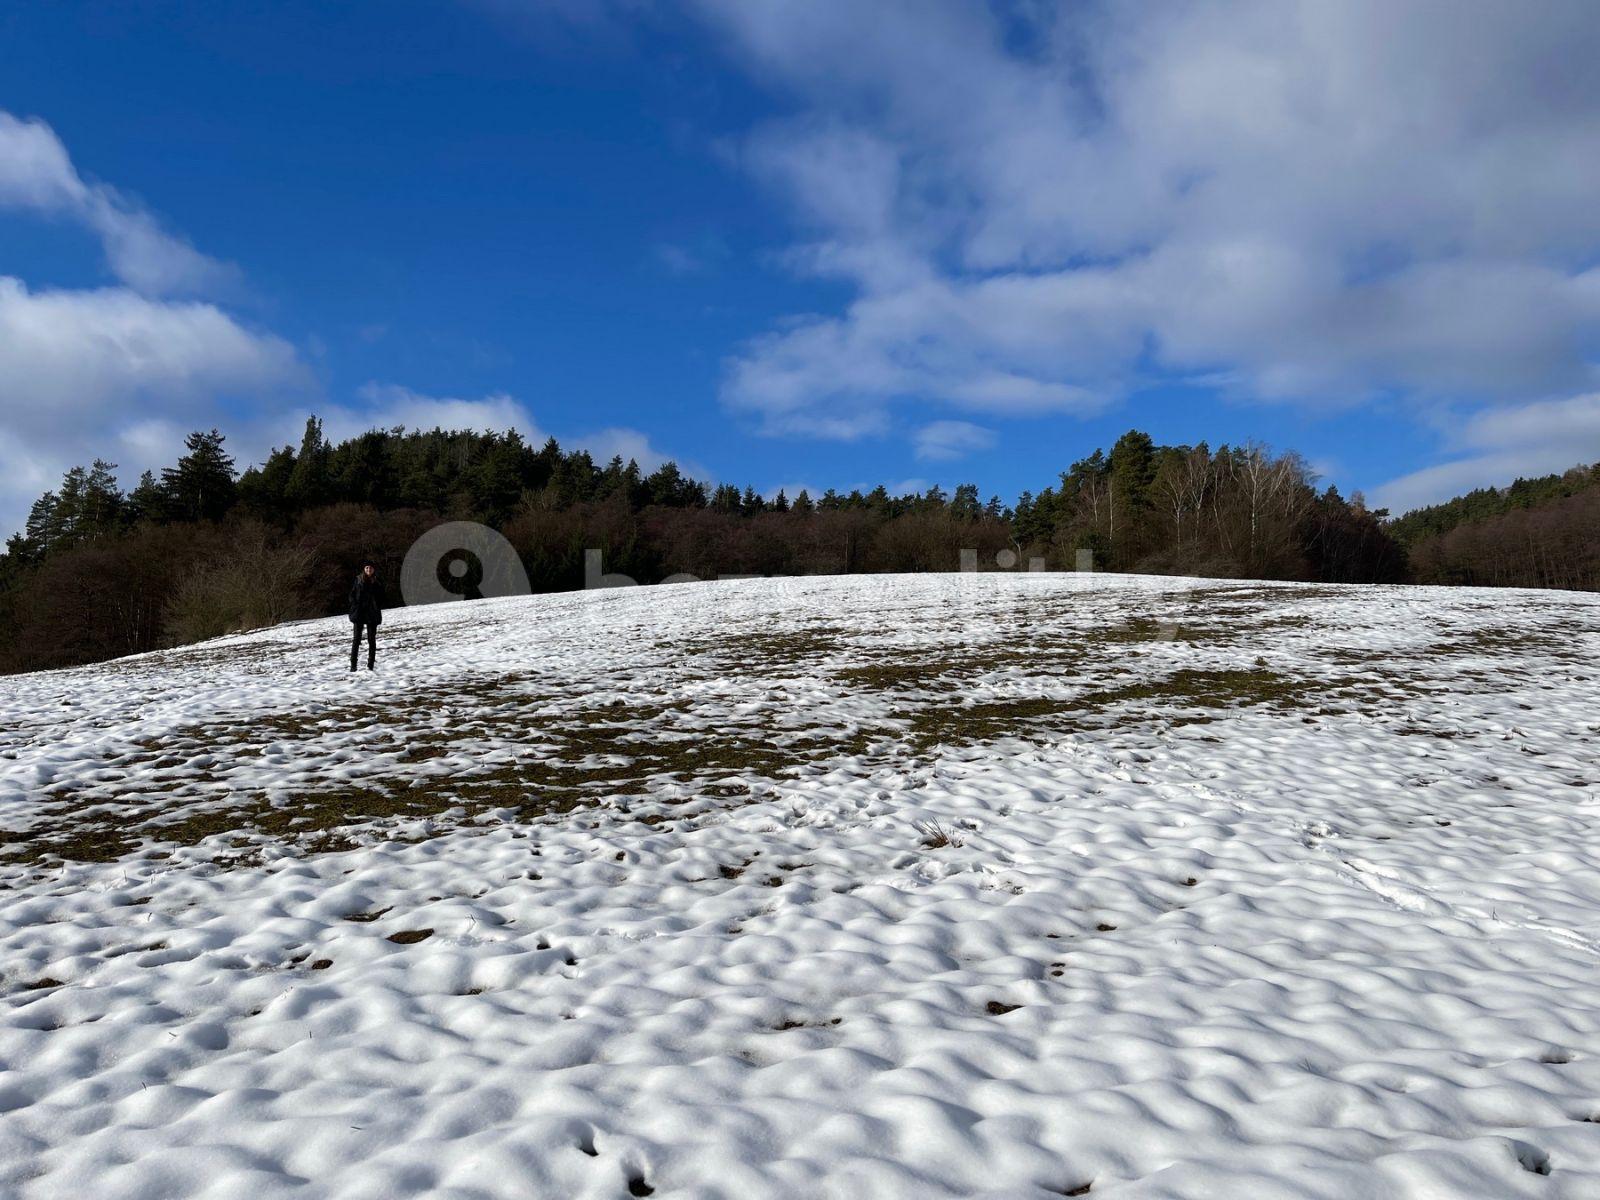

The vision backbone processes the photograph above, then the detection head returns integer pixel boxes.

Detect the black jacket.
[349,574,384,626]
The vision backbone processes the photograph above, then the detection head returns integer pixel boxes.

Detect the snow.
[3,572,1600,1198]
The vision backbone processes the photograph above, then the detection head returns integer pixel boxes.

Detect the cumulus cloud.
[0,112,238,295]
[0,276,309,539]
[1373,393,1600,514]
[673,1,1600,446]
[914,419,996,462]
[0,278,302,426]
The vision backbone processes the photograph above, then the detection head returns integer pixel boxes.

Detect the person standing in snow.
[349,560,384,671]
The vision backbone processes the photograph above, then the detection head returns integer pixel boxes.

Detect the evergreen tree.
[238,446,297,518]
[162,430,237,521]
[330,431,396,509]
[622,459,646,509]
[599,456,630,501]
[470,431,530,523]
[22,491,62,558]
[54,467,88,546]
[1108,429,1157,557]
[549,450,599,506]
[128,471,172,524]
[79,461,125,539]
[646,461,701,508]
[284,417,329,511]
[951,484,981,520]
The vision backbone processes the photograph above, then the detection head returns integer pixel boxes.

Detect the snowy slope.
[3,573,1600,1199]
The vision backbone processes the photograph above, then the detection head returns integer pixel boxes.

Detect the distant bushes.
[3,524,210,670]
[163,527,318,646]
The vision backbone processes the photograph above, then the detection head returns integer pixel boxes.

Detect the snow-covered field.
[3,573,1600,1199]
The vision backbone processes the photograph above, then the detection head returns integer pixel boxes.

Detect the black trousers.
[351,621,377,668]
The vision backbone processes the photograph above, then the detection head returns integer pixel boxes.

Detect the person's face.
[363,565,375,578]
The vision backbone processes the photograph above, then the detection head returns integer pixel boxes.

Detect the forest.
[1389,463,1600,591]
[0,415,1498,674]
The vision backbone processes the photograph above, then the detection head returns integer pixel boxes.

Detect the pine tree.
[54,467,88,546]
[162,429,237,521]
[83,461,125,535]
[330,431,395,509]
[950,483,981,520]
[599,455,630,500]
[238,445,298,518]
[1108,429,1157,554]
[646,461,696,507]
[22,491,62,558]
[284,417,329,511]
[128,470,172,524]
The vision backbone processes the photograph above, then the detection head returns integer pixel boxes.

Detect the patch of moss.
[2,687,894,870]
[903,668,1318,748]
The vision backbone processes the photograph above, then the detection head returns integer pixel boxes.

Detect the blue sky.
[3,1,1599,539]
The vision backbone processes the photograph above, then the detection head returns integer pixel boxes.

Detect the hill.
[3,575,1600,1196]
[1392,463,1600,590]
[0,423,1401,674]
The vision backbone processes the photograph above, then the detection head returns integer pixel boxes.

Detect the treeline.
[1387,463,1600,544]
[1009,431,1402,584]
[0,419,1401,673]
[1395,463,1600,590]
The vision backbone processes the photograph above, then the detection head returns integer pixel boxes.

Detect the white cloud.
[1373,393,1600,514]
[0,276,309,539]
[672,1,1600,441]
[0,111,237,296]
[914,419,996,462]
[0,278,301,427]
